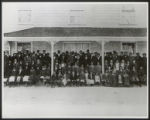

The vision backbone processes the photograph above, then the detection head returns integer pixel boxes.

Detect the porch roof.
[4,27,147,37]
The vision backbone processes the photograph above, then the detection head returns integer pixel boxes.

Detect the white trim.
[4,36,147,42]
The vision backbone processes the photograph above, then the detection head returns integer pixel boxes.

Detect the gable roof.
[4,27,147,37]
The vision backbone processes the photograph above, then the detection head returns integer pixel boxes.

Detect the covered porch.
[4,27,147,75]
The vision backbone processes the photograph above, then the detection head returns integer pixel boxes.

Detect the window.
[119,5,136,26]
[121,42,136,54]
[17,42,31,52]
[18,10,32,24]
[68,9,86,26]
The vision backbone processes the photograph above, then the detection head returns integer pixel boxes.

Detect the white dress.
[86,74,94,85]
[23,76,29,82]
[95,75,100,83]
[9,76,15,82]
[17,76,21,82]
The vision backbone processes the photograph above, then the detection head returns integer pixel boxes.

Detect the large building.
[3,3,148,74]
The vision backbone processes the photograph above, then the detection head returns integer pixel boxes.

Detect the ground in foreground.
[2,86,148,118]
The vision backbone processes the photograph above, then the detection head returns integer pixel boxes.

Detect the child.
[112,67,117,87]
[8,67,17,86]
[117,66,123,87]
[44,66,51,85]
[74,62,79,74]
[16,66,24,85]
[88,62,94,74]
[31,60,36,69]
[51,72,57,87]
[61,62,66,75]
[138,66,144,87]
[95,72,101,85]
[23,64,30,86]
[40,66,47,85]
[28,66,36,85]
[18,60,24,69]
[120,59,125,70]
[70,71,76,86]
[95,62,102,76]
[109,59,114,71]
[79,70,86,86]
[62,73,67,86]
[5,61,13,85]
[66,70,71,86]
[123,68,130,87]
[79,64,84,73]
[114,60,120,74]
[87,72,95,86]
[85,70,89,86]
[131,66,139,86]
[57,70,63,87]
[104,60,109,72]
[101,70,109,86]
[76,71,80,86]
[35,66,41,85]
[107,66,113,87]
[12,59,19,69]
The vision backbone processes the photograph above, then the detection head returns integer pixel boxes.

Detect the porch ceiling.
[4,27,147,37]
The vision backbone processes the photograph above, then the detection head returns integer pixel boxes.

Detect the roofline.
[4,27,147,37]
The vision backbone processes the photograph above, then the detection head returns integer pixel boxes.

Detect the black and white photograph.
[2,2,148,118]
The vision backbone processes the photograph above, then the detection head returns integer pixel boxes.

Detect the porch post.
[8,41,11,55]
[15,41,17,53]
[102,41,105,74]
[51,41,54,76]
[31,41,33,52]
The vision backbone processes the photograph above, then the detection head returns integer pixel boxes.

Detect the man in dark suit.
[97,54,102,65]
[41,50,47,66]
[91,53,98,65]
[141,53,147,85]
[4,51,9,78]
[6,60,13,78]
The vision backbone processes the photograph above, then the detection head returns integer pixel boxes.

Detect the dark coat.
[91,56,98,65]
[17,69,24,76]
[24,66,30,76]
[70,72,77,81]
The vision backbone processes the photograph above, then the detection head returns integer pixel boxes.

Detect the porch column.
[51,41,54,76]
[102,41,105,74]
[31,41,33,52]
[15,41,17,53]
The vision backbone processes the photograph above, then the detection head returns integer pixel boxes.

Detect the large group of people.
[4,49,147,87]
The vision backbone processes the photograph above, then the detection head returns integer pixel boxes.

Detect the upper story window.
[18,10,32,24]
[68,9,86,26]
[119,5,136,26]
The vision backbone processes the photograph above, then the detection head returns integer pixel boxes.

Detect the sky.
[2,2,148,33]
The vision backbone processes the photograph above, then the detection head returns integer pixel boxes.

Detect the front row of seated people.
[5,61,146,87]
